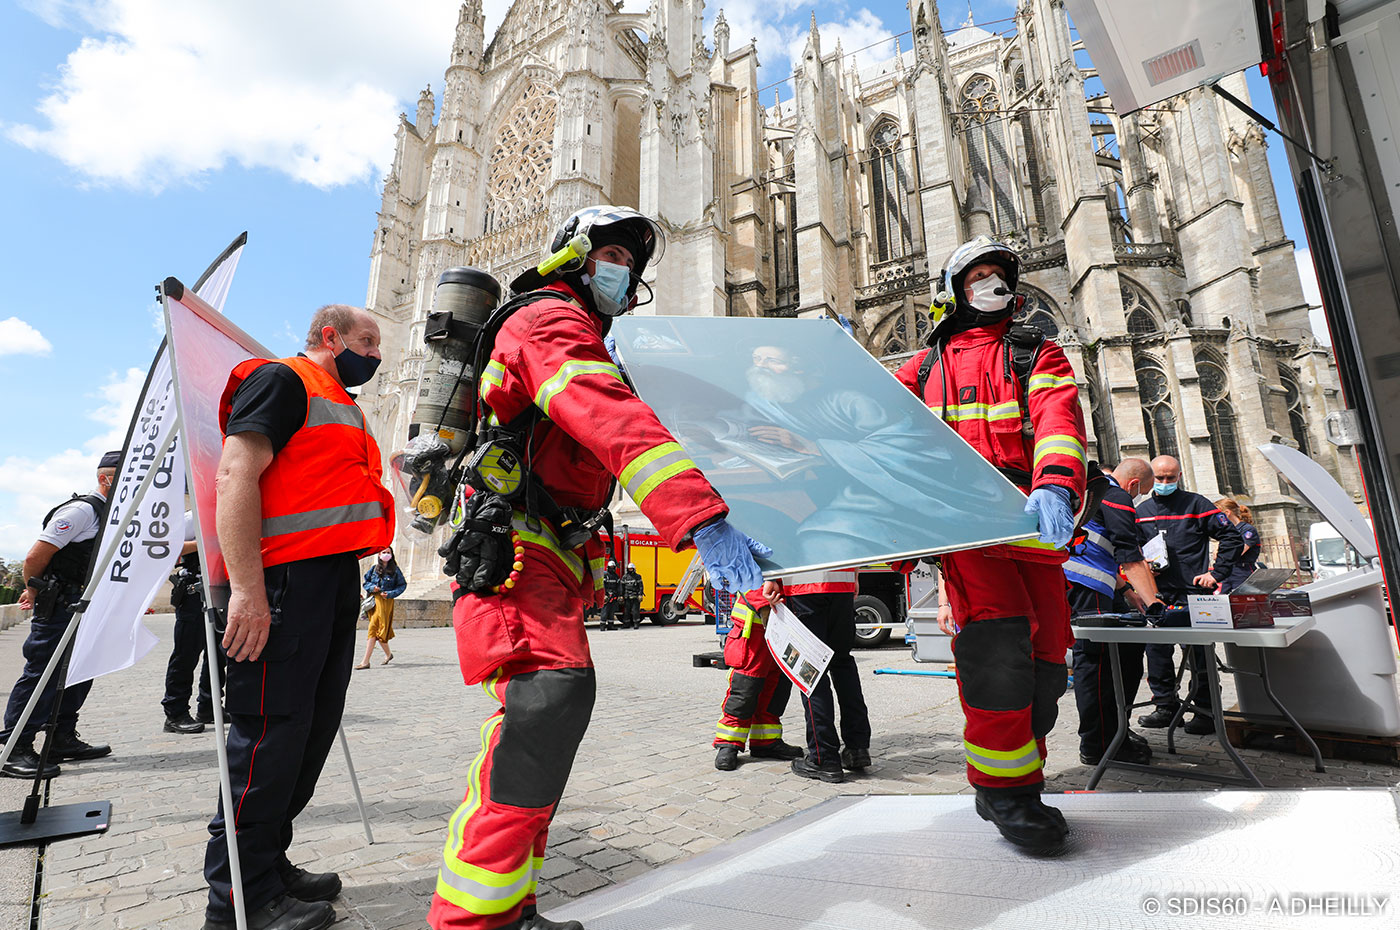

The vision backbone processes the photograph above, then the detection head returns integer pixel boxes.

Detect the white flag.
[67,346,184,685]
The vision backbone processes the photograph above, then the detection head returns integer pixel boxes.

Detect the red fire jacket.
[895,320,1087,563]
[479,283,728,577]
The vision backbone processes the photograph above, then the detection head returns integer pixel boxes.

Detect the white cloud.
[7,0,472,190]
[1294,248,1333,347]
[0,366,146,559]
[787,9,897,73]
[0,317,53,356]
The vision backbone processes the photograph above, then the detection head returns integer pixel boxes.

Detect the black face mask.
[333,334,381,387]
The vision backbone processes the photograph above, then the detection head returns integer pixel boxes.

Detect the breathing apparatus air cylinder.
[413,266,502,451]
[395,266,502,533]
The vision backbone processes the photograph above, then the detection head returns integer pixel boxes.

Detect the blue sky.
[0,0,1321,559]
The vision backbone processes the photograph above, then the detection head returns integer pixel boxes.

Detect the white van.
[1306,520,1373,580]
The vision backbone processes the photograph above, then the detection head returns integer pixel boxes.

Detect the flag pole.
[338,726,373,844]
[0,422,179,846]
[161,283,248,930]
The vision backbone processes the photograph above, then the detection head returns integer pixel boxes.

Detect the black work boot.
[714,745,739,771]
[201,895,334,930]
[791,756,844,784]
[749,739,804,761]
[974,790,1067,853]
[1036,795,1068,833]
[508,911,584,930]
[1079,731,1153,766]
[0,741,60,779]
[1137,705,1179,729]
[276,860,342,902]
[197,706,225,725]
[840,747,872,771]
[164,713,205,735]
[47,730,111,761]
[1183,714,1215,735]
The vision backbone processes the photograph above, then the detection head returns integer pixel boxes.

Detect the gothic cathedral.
[360,0,1359,588]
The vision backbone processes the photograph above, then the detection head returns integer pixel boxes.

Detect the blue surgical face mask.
[588,261,633,317]
[1153,481,1179,496]
[333,333,381,387]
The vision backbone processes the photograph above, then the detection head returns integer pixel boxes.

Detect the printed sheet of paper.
[611,316,1041,575]
[1142,530,1169,568]
[764,603,835,697]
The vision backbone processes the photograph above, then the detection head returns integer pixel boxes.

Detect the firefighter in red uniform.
[712,591,804,771]
[895,236,1087,852]
[429,206,770,930]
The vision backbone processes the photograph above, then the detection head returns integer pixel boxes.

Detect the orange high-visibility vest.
[219,356,394,567]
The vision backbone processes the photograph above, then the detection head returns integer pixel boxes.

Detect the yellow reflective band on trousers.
[618,442,700,507]
[936,400,1021,424]
[715,722,750,742]
[511,513,584,584]
[750,723,783,740]
[436,854,543,916]
[1028,372,1077,393]
[481,669,505,704]
[963,738,1043,778]
[1033,434,1086,468]
[439,714,506,910]
[533,360,623,416]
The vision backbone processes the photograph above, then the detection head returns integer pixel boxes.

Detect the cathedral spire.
[451,0,485,68]
[964,1,974,27]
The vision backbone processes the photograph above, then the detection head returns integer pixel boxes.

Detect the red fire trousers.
[940,548,1074,795]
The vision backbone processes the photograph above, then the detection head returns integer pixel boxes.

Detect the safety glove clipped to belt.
[439,492,514,594]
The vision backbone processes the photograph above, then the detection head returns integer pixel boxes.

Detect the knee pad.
[490,668,596,808]
[953,617,1033,712]
[722,672,764,720]
[1031,658,1068,738]
[766,677,793,718]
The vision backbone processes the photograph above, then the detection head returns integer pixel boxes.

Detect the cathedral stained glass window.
[868,119,913,262]
[1135,355,1179,459]
[1013,290,1061,339]
[1197,352,1247,494]
[959,76,1018,233]
[1279,363,1311,455]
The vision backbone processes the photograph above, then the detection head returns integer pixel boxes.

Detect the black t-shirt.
[224,362,308,454]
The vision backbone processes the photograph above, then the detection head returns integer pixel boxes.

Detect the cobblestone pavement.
[2,613,1396,930]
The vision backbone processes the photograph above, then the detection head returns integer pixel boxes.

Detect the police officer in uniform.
[162,510,226,734]
[0,451,119,779]
[1066,459,1164,765]
[621,563,644,629]
[202,304,393,930]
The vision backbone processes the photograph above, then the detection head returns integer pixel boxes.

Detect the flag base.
[0,800,111,848]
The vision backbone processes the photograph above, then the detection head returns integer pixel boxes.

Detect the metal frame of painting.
[611,317,1039,576]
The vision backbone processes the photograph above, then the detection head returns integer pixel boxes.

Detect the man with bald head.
[1066,458,1165,765]
[1134,454,1242,737]
[202,305,394,930]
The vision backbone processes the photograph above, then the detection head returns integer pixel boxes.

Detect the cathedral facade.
[360,0,1359,588]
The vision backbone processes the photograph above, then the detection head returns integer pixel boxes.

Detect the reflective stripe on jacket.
[219,356,394,567]
[895,320,1087,563]
[1065,519,1118,598]
[781,568,858,595]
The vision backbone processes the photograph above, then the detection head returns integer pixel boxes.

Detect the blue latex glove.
[693,519,771,593]
[602,333,626,375]
[1024,485,1076,548]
